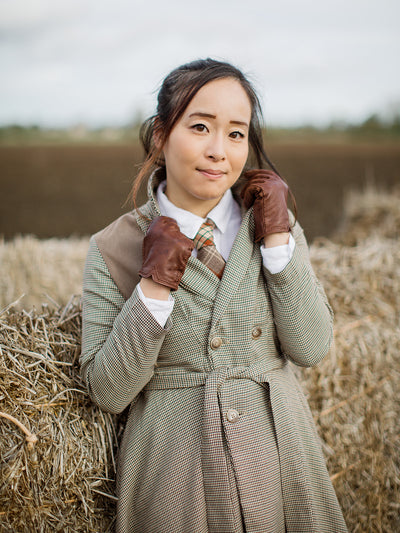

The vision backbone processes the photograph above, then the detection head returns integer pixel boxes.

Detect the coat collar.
[134,168,164,233]
[135,168,256,315]
[135,167,248,232]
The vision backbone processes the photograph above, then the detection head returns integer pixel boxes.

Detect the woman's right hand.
[138,216,194,291]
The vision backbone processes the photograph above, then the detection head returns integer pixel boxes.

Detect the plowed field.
[1,142,399,241]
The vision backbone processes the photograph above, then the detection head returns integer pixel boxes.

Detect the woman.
[80,58,347,532]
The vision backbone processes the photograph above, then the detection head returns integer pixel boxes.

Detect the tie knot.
[193,219,216,250]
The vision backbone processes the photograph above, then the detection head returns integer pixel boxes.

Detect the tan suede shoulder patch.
[94,212,144,300]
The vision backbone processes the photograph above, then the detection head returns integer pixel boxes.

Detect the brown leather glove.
[241,169,291,242]
[138,216,194,291]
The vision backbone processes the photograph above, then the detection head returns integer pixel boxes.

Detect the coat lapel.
[180,202,256,306]
[179,257,221,300]
[210,208,257,327]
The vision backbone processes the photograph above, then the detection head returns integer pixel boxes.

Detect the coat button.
[226,408,240,423]
[210,337,222,349]
[252,326,262,339]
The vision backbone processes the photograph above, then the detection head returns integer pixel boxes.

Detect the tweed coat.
[80,173,348,533]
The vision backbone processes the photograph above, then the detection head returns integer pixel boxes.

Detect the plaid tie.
[193,219,226,279]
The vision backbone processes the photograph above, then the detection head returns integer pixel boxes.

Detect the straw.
[0,297,118,532]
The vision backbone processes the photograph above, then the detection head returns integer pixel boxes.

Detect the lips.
[197,168,227,178]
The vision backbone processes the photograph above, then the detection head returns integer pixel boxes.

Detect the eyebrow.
[188,112,249,128]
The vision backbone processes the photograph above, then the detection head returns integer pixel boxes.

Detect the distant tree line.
[345,113,400,137]
[1,112,399,144]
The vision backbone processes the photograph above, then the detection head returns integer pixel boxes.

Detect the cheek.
[232,145,249,170]
[178,139,199,163]
[164,131,192,166]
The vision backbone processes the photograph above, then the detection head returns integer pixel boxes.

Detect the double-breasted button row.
[226,408,240,423]
[210,329,261,348]
[210,337,222,349]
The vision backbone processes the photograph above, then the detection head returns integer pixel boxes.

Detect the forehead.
[184,78,252,122]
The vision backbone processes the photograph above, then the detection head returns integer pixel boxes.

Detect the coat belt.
[144,360,317,532]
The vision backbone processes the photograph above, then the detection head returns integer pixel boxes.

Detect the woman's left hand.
[241,169,291,243]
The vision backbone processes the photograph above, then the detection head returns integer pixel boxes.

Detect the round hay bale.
[303,214,400,532]
[334,183,400,245]
[0,297,117,532]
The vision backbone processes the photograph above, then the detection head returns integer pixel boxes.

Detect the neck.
[164,189,222,218]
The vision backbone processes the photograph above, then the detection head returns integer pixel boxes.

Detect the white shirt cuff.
[260,233,296,274]
[136,283,175,328]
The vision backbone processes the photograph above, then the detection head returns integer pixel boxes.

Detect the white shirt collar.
[156,181,236,239]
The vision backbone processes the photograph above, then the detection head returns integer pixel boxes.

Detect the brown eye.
[191,124,208,133]
[229,131,245,140]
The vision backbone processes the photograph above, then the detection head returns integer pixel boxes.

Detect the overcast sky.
[1,0,399,127]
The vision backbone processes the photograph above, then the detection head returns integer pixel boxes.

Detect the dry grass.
[303,236,400,531]
[0,236,89,310]
[334,182,400,245]
[0,297,118,532]
[1,184,399,532]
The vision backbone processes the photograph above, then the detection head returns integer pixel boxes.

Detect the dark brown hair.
[131,58,290,209]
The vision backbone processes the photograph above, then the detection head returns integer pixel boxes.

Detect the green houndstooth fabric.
[80,172,348,533]
[193,219,226,279]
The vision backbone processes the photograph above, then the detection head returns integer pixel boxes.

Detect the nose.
[205,133,226,161]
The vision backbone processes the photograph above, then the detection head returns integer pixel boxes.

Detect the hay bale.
[0,297,117,532]
[334,183,400,245]
[303,215,400,530]
[0,236,89,310]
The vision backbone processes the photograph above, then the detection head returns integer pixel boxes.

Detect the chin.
[196,183,229,198]
[194,192,224,202]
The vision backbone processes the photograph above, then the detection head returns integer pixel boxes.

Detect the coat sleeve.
[262,219,334,367]
[80,236,172,414]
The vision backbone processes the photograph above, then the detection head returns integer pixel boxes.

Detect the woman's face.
[162,77,251,217]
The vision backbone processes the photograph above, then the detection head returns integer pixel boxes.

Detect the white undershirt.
[137,181,295,326]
